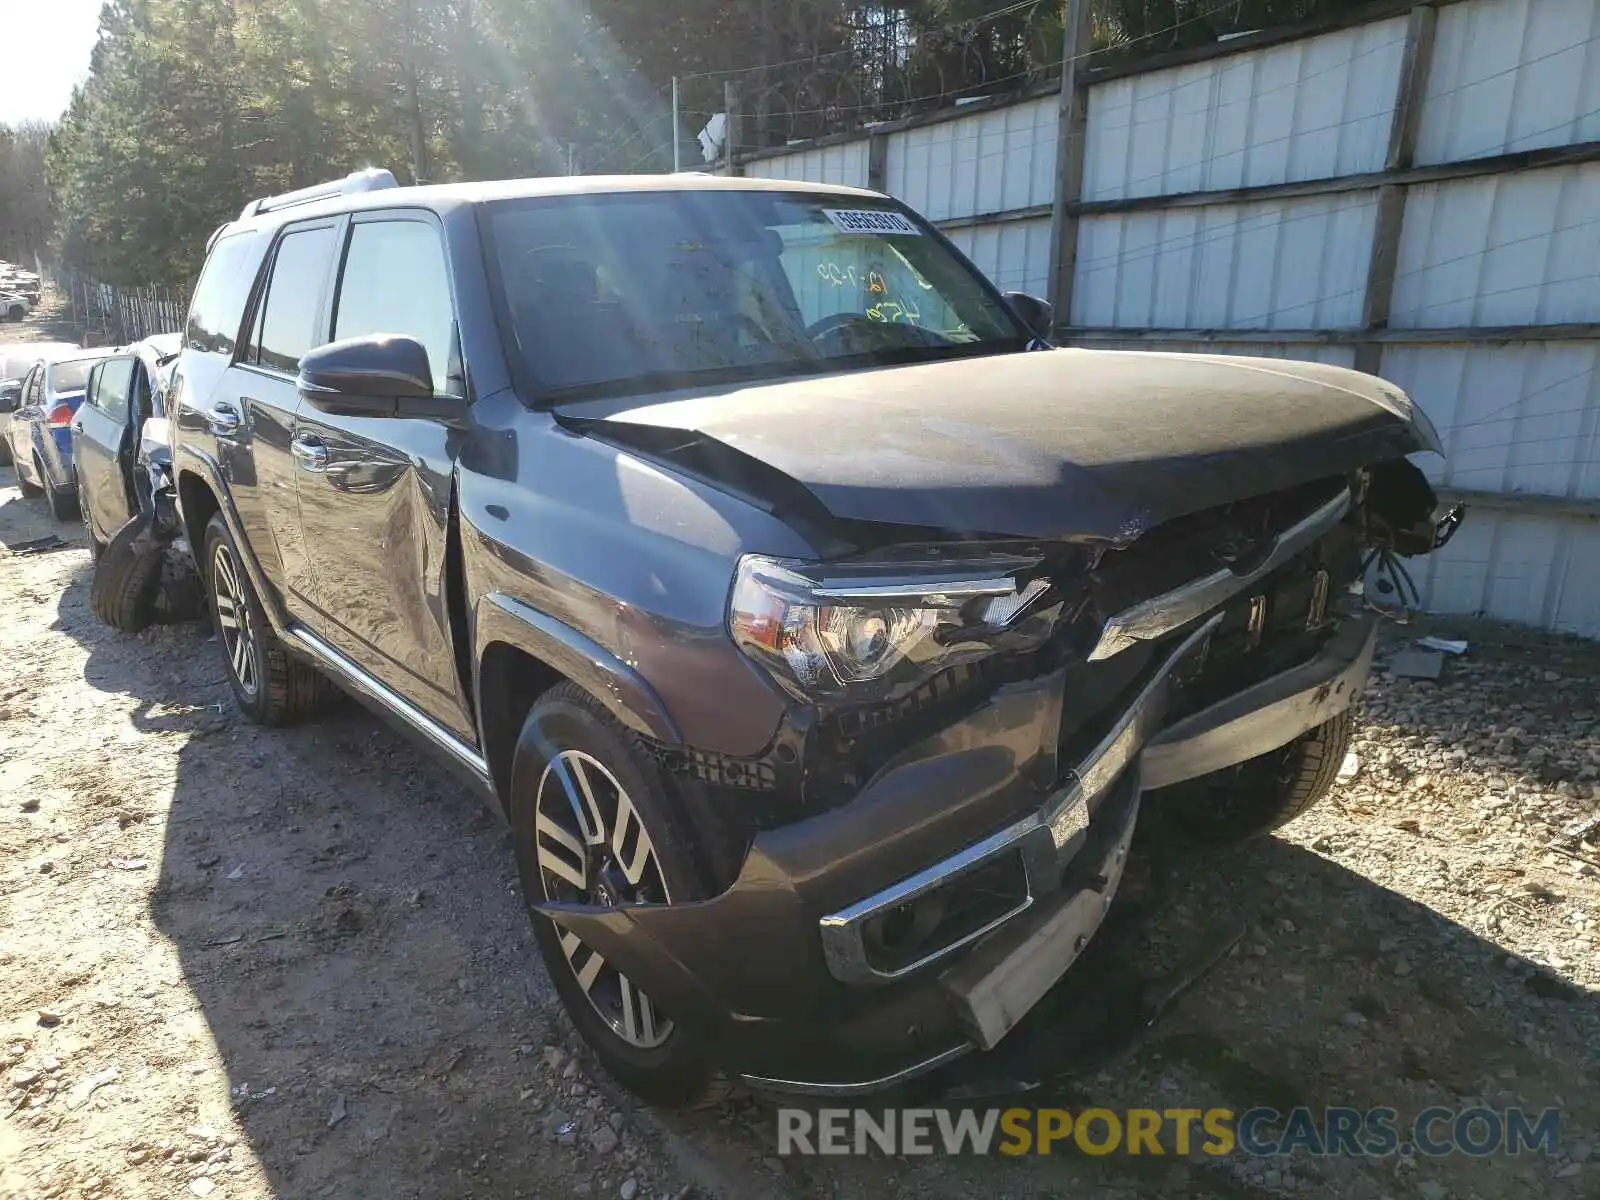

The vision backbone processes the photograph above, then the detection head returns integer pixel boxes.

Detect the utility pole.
[672,76,682,172]
[723,80,741,177]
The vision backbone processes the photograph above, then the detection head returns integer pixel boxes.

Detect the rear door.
[11,364,45,470]
[73,355,139,542]
[290,211,475,737]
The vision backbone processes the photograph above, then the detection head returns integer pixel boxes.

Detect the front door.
[290,212,474,738]
[73,355,138,543]
[221,218,343,617]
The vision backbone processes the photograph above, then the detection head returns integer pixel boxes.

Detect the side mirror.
[1003,291,1054,340]
[0,380,20,412]
[298,335,434,416]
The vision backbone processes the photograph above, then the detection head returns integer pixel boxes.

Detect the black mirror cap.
[298,334,434,413]
[1002,291,1054,340]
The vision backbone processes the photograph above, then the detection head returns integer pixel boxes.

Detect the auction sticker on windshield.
[823,209,922,236]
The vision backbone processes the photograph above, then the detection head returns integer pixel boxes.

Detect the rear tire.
[1146,710,1355,843]
[89,514,163,633]
[510,682,718,1107]
[42,462,78,520]
[17,456,42,497]
[203,512,334,725]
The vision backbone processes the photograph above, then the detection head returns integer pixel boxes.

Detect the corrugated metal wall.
[737,0,1600,638]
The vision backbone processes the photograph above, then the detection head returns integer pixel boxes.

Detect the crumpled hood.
[557,348,1439,543]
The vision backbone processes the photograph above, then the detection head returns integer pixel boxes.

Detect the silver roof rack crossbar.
[239,168,399,220]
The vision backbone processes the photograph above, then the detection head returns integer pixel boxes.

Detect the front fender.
[472,591,682,746]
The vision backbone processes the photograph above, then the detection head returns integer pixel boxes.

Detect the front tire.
[1146,710,1355,842]
[510,682,716,1106]
[90,514,163,633]
[203,512,334,725]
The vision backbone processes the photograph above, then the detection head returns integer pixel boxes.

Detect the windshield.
[47,359,97,393]
[485,190,1026,399]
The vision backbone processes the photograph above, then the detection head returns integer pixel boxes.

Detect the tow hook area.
[903,847,1250,1103]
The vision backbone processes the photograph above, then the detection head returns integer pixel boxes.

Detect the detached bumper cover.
[536,614,1378,1093]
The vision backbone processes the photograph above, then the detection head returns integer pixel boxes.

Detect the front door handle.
[209,402,241,436]
[291,434,328,472]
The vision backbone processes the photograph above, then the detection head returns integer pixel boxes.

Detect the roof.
[223,172,884,236]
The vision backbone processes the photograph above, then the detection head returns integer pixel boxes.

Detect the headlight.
[728,554,1056,699]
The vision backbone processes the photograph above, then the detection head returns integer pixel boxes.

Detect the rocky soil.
[3,303,1598,1200]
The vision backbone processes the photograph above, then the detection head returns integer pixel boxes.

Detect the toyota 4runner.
[168,168,1454,1104]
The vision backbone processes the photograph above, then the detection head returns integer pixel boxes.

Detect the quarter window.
[257,225,339,373]
[333,220,459,396]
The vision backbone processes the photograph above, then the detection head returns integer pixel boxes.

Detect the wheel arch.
[474,593,682,807]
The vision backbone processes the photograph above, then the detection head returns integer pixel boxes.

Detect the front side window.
[256,225,339,373]
[485,190,1025,400]
[333,219,458,395]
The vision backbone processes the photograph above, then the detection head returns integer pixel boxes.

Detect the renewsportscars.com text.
[777,1106,1560,1158]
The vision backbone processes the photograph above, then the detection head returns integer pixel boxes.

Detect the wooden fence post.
[724,80,743,177]
[1046,0,1096,333]
[868,133,890,194]
[1356,2,1438,375]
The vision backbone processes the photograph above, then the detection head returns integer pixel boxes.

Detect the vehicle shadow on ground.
[48,565,1600,1199]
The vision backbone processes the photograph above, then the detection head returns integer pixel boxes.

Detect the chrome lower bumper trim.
[818,613,1222,987]
[738,1042,972,1098]
[1141,615,1378,789]
[1088,488,1352,662]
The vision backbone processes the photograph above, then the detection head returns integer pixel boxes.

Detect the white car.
[1,292,30,322]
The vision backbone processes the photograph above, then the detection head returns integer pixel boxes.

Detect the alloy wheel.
[211,542,258,697]
[534,749,674,1049]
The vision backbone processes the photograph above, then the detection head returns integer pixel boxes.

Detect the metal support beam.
[1046,0,1096,330]
[1356,3,1438,374]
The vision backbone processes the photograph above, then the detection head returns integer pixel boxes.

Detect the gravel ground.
[2,303,1598,1200]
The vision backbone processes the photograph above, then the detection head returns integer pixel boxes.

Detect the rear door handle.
[71,421,84,432]
[209,402,241,436]
[291,434,328,472]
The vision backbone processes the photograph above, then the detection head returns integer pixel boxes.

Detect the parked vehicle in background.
[73,333,202,631]
[4,347,120,519]
[75,333,183,552]
[1,292,30,322]
[0,343,82,465]
[169,169,1454,1105]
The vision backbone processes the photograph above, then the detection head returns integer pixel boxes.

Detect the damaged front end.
[535,454,1458,1094]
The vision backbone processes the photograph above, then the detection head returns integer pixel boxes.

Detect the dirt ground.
[2,304,1599,1200]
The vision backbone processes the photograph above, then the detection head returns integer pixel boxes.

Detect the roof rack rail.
[239,168,399,220]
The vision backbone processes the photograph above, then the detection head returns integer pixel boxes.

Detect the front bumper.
[539,614,1378,1094]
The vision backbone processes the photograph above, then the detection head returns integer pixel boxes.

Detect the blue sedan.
[4,348,120,519]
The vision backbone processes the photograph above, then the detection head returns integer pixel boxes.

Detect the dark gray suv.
[168,168,1452,1104]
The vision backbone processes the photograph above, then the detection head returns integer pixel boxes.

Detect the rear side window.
[332,219,458,395]
[256,226,338,373]
[186,231,269,355]
[90,357,137,423]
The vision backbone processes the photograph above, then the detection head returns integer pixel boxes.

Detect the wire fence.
[52,269,186,347]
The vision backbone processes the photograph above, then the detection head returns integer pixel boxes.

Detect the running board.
[287,626,491,783]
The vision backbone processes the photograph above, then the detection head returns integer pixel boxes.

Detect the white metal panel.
[1389,164,1600,327]
[885,96,1057,221]
[1082,17,1406,202]
[744,140,871,187]
[1418,509,1600,638]
[1415,0,1600,166]
[1378,342,1600,499]
[1068,340,1358,368]
[1071,191,1378,328]
[942,217,1052,296]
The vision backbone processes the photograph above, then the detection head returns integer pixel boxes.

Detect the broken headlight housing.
[728,553,1058,700]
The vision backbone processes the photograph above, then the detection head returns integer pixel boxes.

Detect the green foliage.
[0,122,54,265]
